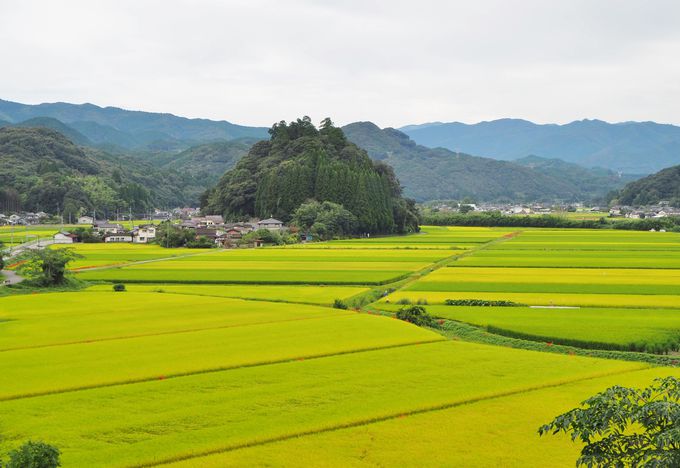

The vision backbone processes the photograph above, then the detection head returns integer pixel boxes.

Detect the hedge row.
[486,325,680,355]
[444,299,524,307]
[437,319,680,365]
[423,212,680,231]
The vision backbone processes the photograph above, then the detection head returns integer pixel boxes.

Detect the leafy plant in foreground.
[2,440,61,468]
[539,376,680,467]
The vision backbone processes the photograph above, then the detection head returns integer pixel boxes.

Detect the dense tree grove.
[202,117,419,235]
[290,200,357,240]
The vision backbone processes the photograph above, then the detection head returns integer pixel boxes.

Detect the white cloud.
[1,0,679,127]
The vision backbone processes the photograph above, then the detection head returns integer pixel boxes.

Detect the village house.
[104,232,133,243]
[257,218,284,231]
[78,216,94,225]
[132,225,157,244]
[94,221,124,235]
[195,227,224,241]
[190,215,225,227]
[215,228,244,248]
[53,231,79,244]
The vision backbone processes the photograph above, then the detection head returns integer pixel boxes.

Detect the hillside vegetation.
[203,117,419,233]
[0,127,203,216]
[613,164,680,206]
[146,138,257,187]
[343,122,628,202]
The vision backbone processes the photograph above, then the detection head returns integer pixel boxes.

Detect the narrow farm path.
[0,269,24,286]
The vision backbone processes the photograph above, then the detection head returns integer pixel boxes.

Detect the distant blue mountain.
[0,99,268,150]
[401,119,680,174]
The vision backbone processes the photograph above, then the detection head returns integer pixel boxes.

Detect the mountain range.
[401,119,680,174]
[4,98,676,205]
[0,99,268,151]
[342,123,631,202]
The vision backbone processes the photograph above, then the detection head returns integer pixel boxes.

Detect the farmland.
[0,224,78,246]
[74,248,456,285]
[380,304,680,352]
[2,226,680,466]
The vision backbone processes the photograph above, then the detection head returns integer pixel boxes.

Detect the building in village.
[104,232,133,243]
[257,218,284,231]
[53,231,79,244]
[94,221,124,235]
[132,225,157,244]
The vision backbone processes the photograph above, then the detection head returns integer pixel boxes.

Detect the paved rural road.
[1,269,23,286]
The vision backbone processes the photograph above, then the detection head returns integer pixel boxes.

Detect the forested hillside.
[0,127,204,216]
[612,165,680,206]
[402,118,680,174]
[342,122,625,202]
[146,138,257,187]
[514,156,636,197]
[203,118,419,233]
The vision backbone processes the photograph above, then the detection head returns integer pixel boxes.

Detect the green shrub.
[396,305,436,327]
[397,298,412,305]
[4,440,61,468]
[112,283,126,292]
[444,299,524,307]
[332,299,348,309]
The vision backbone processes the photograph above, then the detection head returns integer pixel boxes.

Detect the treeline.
[423,211,680,231]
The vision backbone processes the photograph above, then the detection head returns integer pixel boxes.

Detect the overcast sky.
[2,0,680,128]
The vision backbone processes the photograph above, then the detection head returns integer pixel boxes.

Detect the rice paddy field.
[74,247,457,285]
[2,225,680,466]
[0,224,78,246]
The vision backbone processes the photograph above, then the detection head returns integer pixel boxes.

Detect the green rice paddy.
[2,225,680,466]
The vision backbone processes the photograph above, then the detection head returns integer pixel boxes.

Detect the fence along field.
[2,225,680,466]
